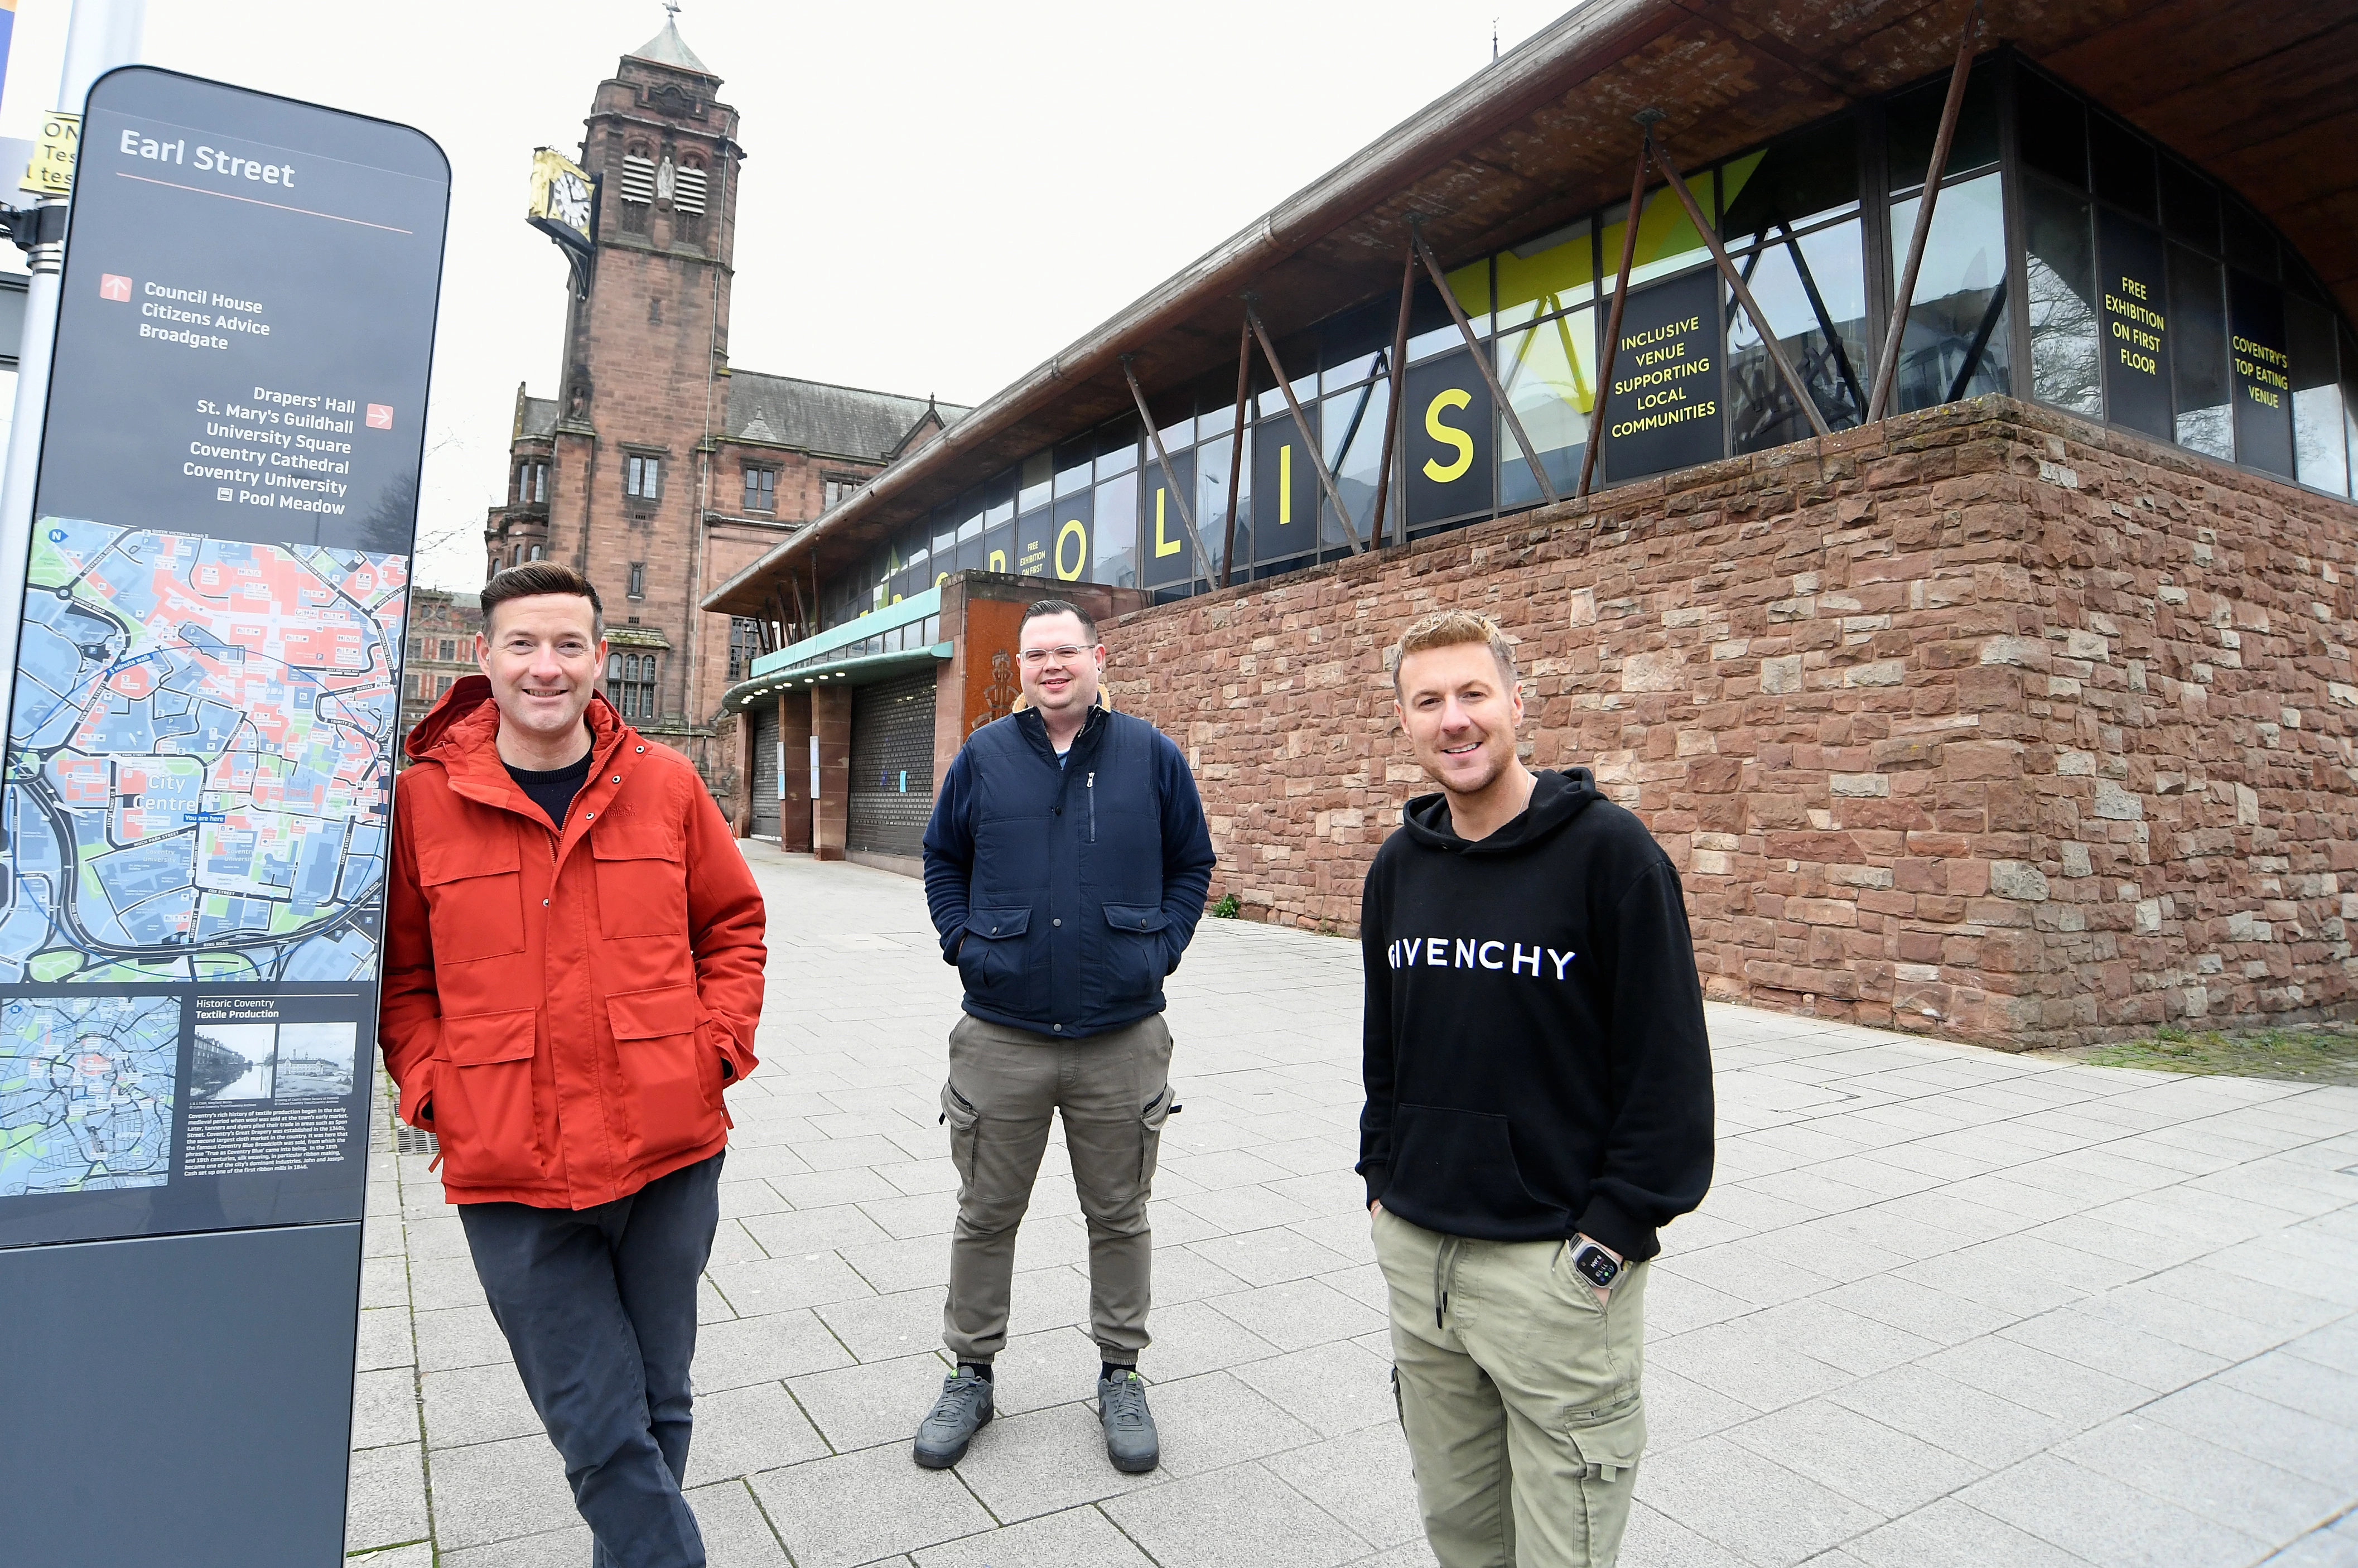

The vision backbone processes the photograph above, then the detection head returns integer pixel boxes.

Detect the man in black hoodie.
[1360,609,1713,1568]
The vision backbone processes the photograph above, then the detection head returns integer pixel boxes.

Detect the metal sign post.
[0,63,448,1567]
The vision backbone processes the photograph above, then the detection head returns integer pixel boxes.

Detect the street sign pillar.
[0,64,448,1566]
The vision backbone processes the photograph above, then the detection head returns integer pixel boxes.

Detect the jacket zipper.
[1087,771,1096,843]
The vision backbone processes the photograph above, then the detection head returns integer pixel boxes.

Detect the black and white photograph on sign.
[189,1022,274,1101]
[1600,266,1722,483]
[273,1021,357,1100]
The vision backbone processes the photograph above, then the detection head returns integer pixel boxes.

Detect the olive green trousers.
[1373,1205,1648,1568]
[938,1013,1175,1365]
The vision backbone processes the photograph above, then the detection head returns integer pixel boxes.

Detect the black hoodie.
[1358,768,1713,1260]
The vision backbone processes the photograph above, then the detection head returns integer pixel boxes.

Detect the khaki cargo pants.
[1373,1205,1648,1568]
[938,1012,1175,1365]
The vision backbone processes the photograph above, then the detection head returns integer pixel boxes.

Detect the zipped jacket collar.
[1014,702,1108,769]
[404,674,642,871]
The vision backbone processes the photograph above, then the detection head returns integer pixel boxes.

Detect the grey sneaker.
[913,1368,994,1469]
[1097,1367,1159,1473]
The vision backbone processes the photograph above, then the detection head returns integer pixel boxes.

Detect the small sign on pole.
[21,110,79,196]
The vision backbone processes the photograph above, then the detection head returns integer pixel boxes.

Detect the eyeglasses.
[1018,645,1093,665]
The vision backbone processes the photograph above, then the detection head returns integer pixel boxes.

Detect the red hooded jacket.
[380,677,765,1208]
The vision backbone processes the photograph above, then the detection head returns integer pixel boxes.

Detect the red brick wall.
[1109,397,2358,1049]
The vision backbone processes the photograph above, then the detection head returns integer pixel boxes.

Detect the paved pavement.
[348,843,2358,1568]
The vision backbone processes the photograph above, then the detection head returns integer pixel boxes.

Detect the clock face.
[551,171,592,236]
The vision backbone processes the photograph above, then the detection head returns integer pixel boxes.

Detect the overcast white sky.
[1,1,1573,587]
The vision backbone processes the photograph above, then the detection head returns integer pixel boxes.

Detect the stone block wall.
[1107,396,2358,1049]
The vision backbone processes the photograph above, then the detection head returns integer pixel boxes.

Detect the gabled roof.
[628,19,712,77]
[724,372,969,464]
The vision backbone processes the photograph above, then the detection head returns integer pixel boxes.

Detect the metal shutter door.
[750,702,782,837]
[847,669,937,858]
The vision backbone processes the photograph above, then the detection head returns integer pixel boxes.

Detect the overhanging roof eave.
[701,0,1682,618]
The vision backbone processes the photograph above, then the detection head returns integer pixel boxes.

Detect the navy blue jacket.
[923,705,1216,1038]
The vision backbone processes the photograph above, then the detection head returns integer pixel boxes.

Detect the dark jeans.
[460,1151,723,1568]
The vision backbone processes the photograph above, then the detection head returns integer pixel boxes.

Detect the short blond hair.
[1390,610,1517,695]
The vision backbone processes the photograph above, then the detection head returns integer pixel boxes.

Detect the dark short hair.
[480,562,604,636]
[1020,598,1097,643]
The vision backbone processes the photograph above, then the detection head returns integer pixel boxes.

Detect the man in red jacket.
[382,562,765,1568]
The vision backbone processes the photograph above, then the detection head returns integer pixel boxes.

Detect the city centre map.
[0,519,407,985]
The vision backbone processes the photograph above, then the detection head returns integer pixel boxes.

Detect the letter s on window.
[1423,388,1475,483]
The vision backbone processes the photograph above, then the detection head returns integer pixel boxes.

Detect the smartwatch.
[1569,1239,1622,1290]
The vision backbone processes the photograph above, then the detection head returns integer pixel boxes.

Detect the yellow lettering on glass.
[1154,487,1181,557]
[987,549,1007,572]
[1280,445,1293,526]
[1424,388,1475,481]
[1055,519,1088,580]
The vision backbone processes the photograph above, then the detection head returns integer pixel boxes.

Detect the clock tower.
[504,17,741,763]
[479,18,957,804]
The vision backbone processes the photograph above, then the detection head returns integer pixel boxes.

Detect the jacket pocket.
[608,983,719,1166]
[956,906,1033,1015]
[1390,1103,1568,1231]
[1100,903,1169,1009]
[417,837,525,962]
[592,824,687,940]
[433,1008,544,1185]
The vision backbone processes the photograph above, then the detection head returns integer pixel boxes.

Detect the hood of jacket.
[1398,766,1602,856]
[405,674,629,790]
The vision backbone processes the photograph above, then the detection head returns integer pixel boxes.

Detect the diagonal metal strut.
[1121,354,1218,586]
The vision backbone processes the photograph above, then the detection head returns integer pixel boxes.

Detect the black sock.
[1101,1361,1134,1383]
[958,1362,992,1382]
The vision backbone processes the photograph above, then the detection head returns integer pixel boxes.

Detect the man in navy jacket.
[912,598,1215,1475]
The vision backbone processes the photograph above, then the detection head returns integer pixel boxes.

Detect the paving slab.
[348,846,2358,1566]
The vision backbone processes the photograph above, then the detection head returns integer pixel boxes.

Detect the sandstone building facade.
[705,1,2358,1046]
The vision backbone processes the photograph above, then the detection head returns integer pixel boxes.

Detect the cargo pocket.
[418,838,525,962]
[940,1080,980,1184]
[433,1009,542,1185]
[1563,1393,1646,1483]
[607,983,717,1165]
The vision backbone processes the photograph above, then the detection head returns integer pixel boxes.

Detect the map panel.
[0,519,406,984]
[0,993,181,1195]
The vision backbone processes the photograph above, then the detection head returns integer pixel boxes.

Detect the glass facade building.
[828,51,2356,628]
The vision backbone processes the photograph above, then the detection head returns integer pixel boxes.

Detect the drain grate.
[394,1124,439,1156]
